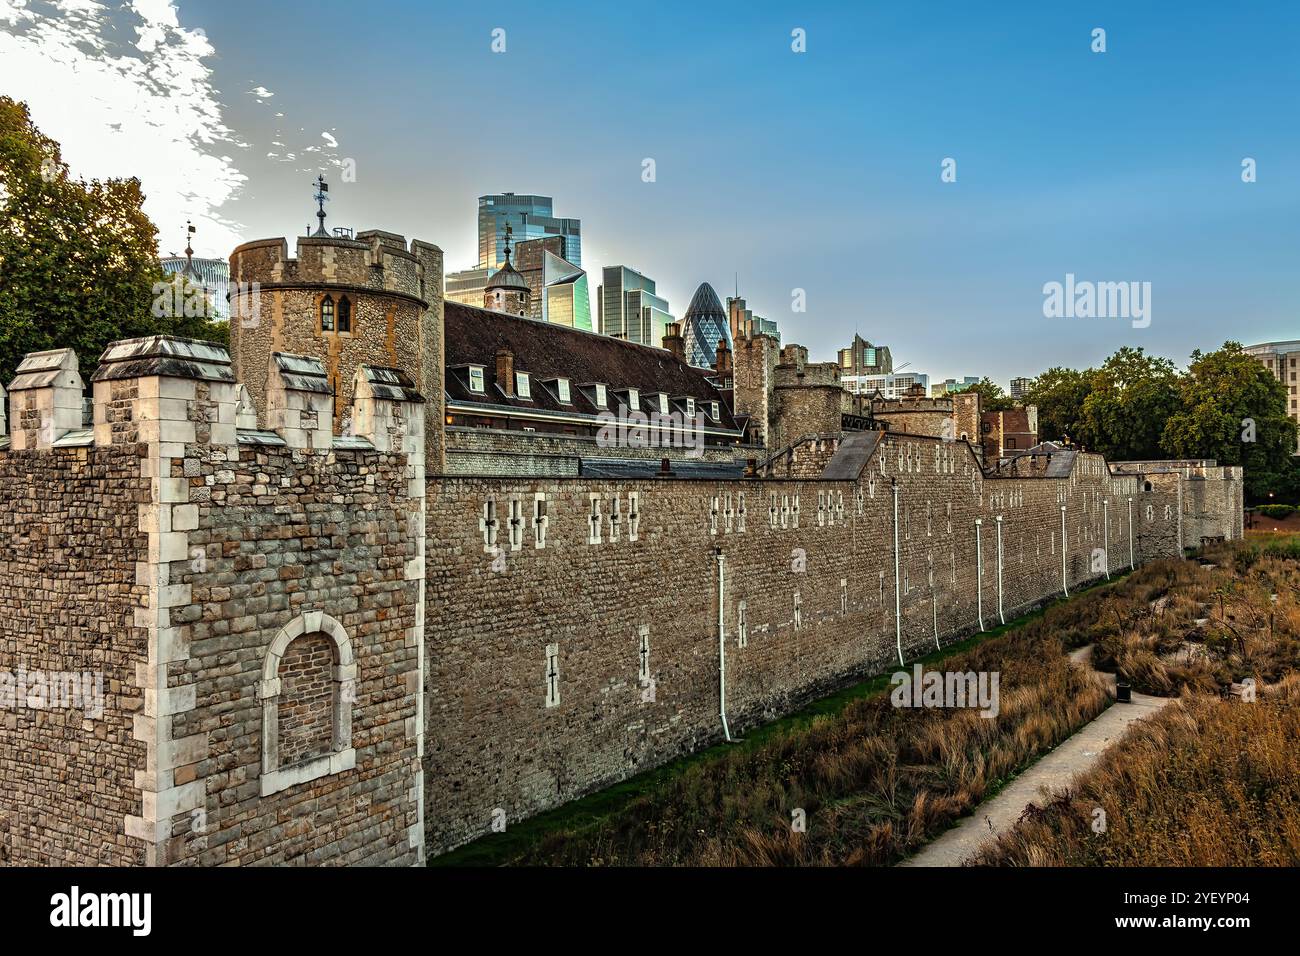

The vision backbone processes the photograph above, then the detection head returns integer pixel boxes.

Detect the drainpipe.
[995,515,1005,625]
[1127,496,1134,569]
[1060,505,1069,597]
[892,480,903,665]
[1175,475,1184,557]
[715,547,732,742]
[1103,499,1110,579]
[974,518,984,631]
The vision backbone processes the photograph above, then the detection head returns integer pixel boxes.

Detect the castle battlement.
[228,232,440,302]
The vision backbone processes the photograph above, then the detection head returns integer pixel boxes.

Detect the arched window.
[320,295,335,332]
[337,296,352,333]
[258,611,356,796]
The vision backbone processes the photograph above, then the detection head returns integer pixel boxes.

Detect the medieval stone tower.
[227,229,446,469]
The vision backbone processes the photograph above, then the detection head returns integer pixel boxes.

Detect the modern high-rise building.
[1009,376,1034,400]
[682,282,732,369]
[597,265,672,346]
[511,236,592,330]
[1245,340,1300,454]
[727,294,779,342]
[445,266,493,308]
[844,371,931,400]
[932,376,982,397]
[837,334,892,376]
[477,193,581,270]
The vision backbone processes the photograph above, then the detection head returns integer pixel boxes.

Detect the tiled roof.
[443,301,740,433]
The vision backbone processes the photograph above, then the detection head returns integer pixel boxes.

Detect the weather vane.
[311,174,330,236]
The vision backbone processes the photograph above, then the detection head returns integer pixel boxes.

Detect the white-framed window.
[557,378,571,403]
[516,372,531,399]
[710,401,719,421]
[637,625,651,682]
[594,383,607,408]
[658,392,669,413]
[685,397,696,418]
[533,493,548,549]
[626,387,639,410]
[468,366,485,393]
[544,643,560,708]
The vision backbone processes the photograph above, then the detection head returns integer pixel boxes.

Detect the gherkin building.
[682,282,732,369]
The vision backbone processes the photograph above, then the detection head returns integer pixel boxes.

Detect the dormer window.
[710,401,720,421]
[516,372,531,399]
[685,398,696,418]
[557,378,571,403]
[468,366,485,393]
[657,392,669,414]
[594,383,607,408]
[626,388,639,411]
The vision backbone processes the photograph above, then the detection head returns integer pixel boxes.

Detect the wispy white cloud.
[0,0,248,256]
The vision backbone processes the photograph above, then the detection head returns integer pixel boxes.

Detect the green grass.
[431,572,1128,867]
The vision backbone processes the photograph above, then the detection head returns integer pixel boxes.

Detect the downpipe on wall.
[1103,499,1111,580]
[1060,505,1069,597]
[974,517,984,632]
[892,479,903,666]
[714,547,733,743]
[995,515,1005,625]
[1125,502,1133,569]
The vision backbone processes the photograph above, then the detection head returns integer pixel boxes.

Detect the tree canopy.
[1022,342,1296,502]
[0,95,225,387]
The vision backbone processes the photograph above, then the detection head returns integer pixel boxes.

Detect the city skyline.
[1,1,1297,386]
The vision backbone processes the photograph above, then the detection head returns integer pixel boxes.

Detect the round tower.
[226,179,445,467]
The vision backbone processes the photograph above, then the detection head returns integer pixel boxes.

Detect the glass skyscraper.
[478,193,581,270]
[682,282,732,369]
[597,265,672,346]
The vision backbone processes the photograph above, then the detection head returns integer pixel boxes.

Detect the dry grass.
[491,544,1300,867]
[969,677,1300,866]
[505,565,1215,866]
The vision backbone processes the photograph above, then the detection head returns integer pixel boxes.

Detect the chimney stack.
[662,322,685,362]
[715,338,732,376]
[496,348,514,397]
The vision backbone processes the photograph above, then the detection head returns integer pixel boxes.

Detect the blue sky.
[2,0,1297,386]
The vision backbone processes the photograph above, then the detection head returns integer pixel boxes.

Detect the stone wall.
[0,444,150,865]
[421,431,1242,856]
[0,337,426,867]
[446,426,750,477]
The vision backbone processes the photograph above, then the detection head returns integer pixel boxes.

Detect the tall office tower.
[1009,376,1034,400]
[727,294,780,342]
[477,193,581,270]
[682,282,732,369]
[597,265,672,345]
[1245,341,1300,454]
[837,334,893,376]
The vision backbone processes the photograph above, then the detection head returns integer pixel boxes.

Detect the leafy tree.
[0,96,224,387]
[953,377,1016,412]
[1160,342,1297,502]
[1023,367,1092,445]
[1077,347,1180,460]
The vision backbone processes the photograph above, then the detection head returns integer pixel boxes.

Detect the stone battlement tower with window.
[228,207,445,468]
